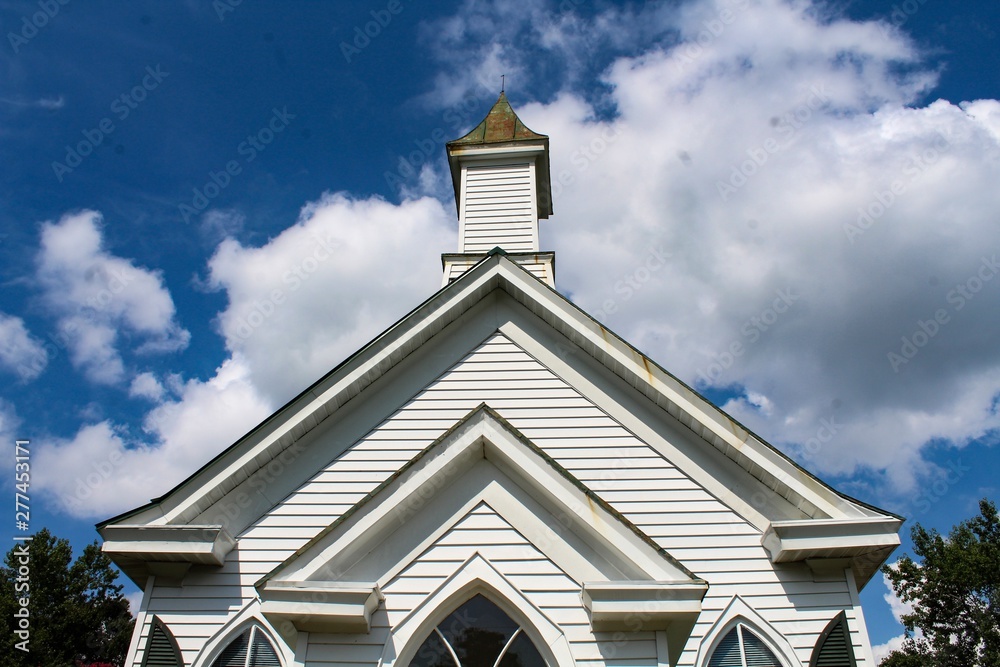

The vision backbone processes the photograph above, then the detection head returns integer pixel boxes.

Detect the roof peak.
[447,91,547,147]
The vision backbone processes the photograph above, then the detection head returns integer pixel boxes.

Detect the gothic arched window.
[708,624,785,667]
[211,625,282,667]
[409,594,546,667]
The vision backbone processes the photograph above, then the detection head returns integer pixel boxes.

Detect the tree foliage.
[880,498,1000,667]
[0,528,134,667]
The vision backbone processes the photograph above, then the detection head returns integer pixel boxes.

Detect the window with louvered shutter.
[142,618,182,667]
[708,628,744,667]
[707,625,784,667]
[810,613,857,667]
[211,627,282,667]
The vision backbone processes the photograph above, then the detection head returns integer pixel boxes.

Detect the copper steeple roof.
[447,92,548,147]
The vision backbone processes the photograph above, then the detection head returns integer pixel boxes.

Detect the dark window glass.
[408,595,545,667]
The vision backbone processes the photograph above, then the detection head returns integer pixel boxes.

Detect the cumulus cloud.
[35,211,190,385]
[207,192,454,406]
[33,191,453,517]
[0,312,48,381]
[33,356,270,518]
[404,0,1000,497]
[129,372,165,402]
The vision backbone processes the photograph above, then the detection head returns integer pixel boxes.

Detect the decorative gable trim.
[259,581,383,634]
[257,403,702,589]
[761,517,902,584]
[101,525,236,587]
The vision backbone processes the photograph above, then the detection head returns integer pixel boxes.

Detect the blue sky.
[2,0,999,658]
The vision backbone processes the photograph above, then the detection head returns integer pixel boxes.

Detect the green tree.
[880,498,1000,667]
[0,528,134,666]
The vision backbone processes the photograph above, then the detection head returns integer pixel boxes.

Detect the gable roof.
[99,253,901,585]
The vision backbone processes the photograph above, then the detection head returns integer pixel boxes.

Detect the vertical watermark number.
[13,439,32,652]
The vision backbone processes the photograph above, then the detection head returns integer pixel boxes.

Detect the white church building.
[99,93,903,667]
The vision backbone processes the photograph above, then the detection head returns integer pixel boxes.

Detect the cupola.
[442,92,555,287]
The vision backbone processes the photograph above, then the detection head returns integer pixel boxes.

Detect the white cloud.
[0,312,48,381]
[31,193,453,518]
[207,192,454,406]
[35,211,190,385]
[129,372,165,402]
[33,355,271,519]
[413,0,1000,496]
[872,634,905,664]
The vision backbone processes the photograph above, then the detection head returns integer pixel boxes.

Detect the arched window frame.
[141,616,184,667]
[409,593,546,667]
[809,611,858,667]
[696,597,802,667]
[194,603,289,667]
[379,554,574,667]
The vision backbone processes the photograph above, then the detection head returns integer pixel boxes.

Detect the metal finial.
[501,74,505,93]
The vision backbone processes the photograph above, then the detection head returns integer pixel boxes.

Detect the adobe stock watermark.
[878,0,931,37]
[178,107,295,223]
[51,65,170,182]
[546,125,623,211]
[888,253,999,372]
[340,0,406,63]
[230,233,341,341]
[671,0,752,72]
[799,415,843,461]
[695,287,799,385]
[213,0,245,21]
[7,0,70,54]
[591,245,671,323]
[716,84,830,201]
[383,79,498,191]
[913,458,971,513]
[844,132,949,244]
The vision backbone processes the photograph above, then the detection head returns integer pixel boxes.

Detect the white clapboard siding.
[142,332,867,667]
[461,163,536,252]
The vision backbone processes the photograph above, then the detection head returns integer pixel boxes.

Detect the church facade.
[99,93,902,667]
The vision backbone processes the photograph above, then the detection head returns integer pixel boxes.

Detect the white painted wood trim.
[761,518,902,563]
[264,406,698,588]
[124,576,156,667]
[845,568,877,667]
[259,581,382,633]
[102,525,236,565]
[450,144,546,158]
[581,581,705,631]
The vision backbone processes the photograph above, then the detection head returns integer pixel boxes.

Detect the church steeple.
[442,92,555,287]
